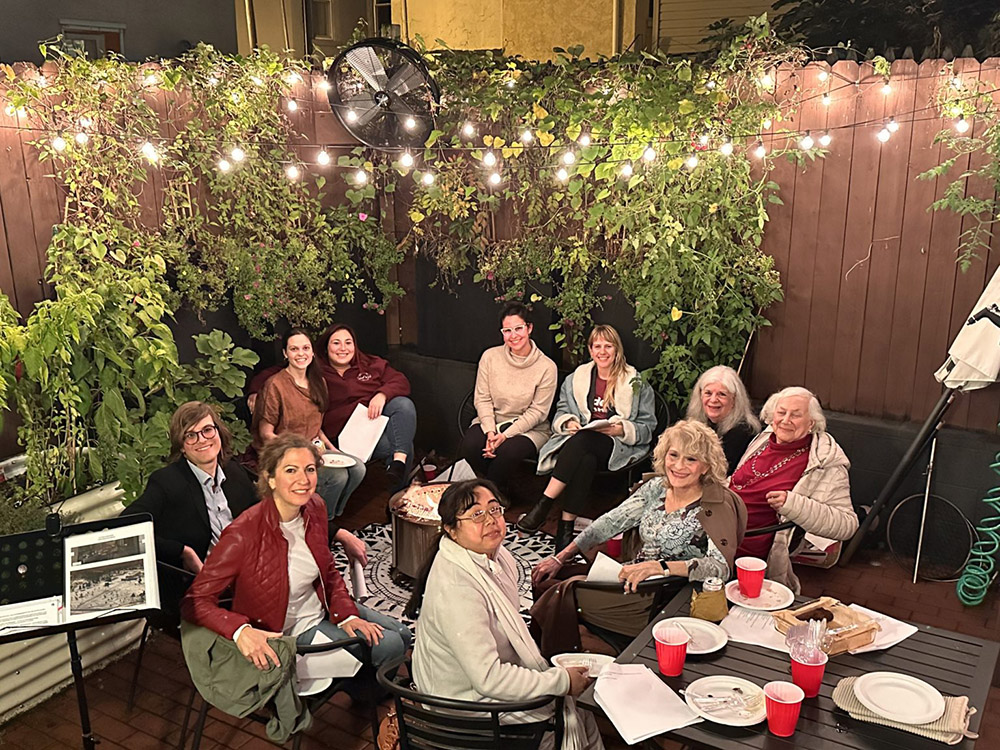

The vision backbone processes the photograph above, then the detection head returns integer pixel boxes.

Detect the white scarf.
[437,537,587,750]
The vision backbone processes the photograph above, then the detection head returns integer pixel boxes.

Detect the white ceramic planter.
[0,482,145,722]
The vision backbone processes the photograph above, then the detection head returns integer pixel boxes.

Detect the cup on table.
[764,681,805,737]
[422,464,438,481]
[652,622,689,677]
[735,556,767,598]
[790,650,828,698]
[605,533,623,560]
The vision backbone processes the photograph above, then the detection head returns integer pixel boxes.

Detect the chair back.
[377,660,564,750]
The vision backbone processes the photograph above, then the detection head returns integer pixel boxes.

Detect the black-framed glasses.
[456,505,504,524]
[500,324,528,336]
[183,424,218,444]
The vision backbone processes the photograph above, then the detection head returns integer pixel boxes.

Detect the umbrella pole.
[912,434,939,584]
[841,388,958,565]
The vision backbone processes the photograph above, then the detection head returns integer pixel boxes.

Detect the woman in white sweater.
[406,479,604,750]
[459,302,558,494]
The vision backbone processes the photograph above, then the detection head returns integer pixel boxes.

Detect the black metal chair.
[377,658,564,750]
[184,635,380,749]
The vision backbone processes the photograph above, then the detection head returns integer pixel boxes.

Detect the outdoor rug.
[331,523,556,629]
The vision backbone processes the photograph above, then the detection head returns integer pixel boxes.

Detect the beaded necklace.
[730,443,808,491]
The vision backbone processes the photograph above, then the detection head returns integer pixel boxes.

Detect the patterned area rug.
[332,523,556,628]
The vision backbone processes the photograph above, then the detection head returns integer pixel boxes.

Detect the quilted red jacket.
[180,494,358,638]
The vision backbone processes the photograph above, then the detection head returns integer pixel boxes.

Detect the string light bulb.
[706,80,717,90]
[521,129,533,143]
[887,117,899,133]
[760,73,774,89]
[955,116,970,134]
[562,151,576,165]
[753,141,767,159]
[556,167,569,182]
[143,72,159,86]
[318,79,332,92]
[285,72,302,85]
[285,164,301,180]
[506,78,516,89]
[642,145,656,163]
[354,169,368,185]
[762,118,772,130]
[719,139,733,157]
[404,116,416,130]
[75,132,89,145]
[818,70,829,82]
[285,98,298,112]
[207,75,219,86]
[881,81,892,95]
[230,146,245,162]
[346,109,358,123]
[140,141,159,162]
[250,75,263,87]
[698,133,710,146]
[821,93,831,106]
[488,172,502,186]
[462,122,475,137]
[79,116,93,129]
[620,161,634,178]
[876,126,891,143]
[482,150,497,167]
[52,135,66,151]
[819,131,832,147]
[317,149,331,166]
[578,132,591,147]
[421,171,435,186]
[217,158,232,173]
[399,150,414,168]
[950,76,962,89]
[685,154,699,170]
[799,131,814,150]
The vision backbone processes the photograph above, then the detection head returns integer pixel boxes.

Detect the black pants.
[549,430,614,516]
[459,425,537,493]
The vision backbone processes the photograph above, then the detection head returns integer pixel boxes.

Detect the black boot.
[554,519,576,553]
[516,495,555,534]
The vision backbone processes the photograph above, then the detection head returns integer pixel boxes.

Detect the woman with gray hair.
[730,386,857,592]
[685,365,760,474]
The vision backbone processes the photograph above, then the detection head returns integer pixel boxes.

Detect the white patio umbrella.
[935,265,1000,391]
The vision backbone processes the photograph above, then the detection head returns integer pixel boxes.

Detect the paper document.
[0,595,63,630]
[847,604,918,653]
[803,533,837,552]
[594,663,701,744]
[430,458,478,483]
[349,559,368,600]
[296,627,362,695]
[337,404,388,462]
[581,419,613,431]
[720,606,789,653]
[586,552,623,583]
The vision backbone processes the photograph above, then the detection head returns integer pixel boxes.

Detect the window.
[373,0,392,36]
[310,0,334,40]
[60,19,125,57]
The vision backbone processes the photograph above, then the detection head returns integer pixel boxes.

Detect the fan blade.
[344,47,390,92]
[354,102,387,130]
[385,62,427,99]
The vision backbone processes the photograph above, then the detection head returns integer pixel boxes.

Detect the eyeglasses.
[500,324,527,337]
[456,505,504,524]
[183,424,218,444]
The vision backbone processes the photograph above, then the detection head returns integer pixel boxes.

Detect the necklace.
[731,444,808,491]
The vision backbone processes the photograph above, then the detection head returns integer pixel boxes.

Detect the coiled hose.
[956,443,1000,605]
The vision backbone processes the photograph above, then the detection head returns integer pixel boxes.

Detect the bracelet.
[548,555,564,567]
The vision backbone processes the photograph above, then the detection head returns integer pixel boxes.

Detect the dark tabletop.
[578,585,998,750]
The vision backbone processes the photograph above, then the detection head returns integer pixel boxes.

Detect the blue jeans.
[316,460,366,518]
[296,605,411,695]
[371,396,417,465]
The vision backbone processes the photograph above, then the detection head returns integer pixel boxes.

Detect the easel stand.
[0,513,156,750]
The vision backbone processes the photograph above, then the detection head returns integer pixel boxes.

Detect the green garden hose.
[956,440,1000,605]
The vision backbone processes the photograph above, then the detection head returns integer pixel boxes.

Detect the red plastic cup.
[652,623,689,677]
[736,556,767,598]
[422,464,438,481]
[605,533,623,559]
[764,681,805,737]
[791,651,828,698]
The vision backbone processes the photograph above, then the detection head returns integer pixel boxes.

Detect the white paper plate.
[322,453,357,468]
[853,672,946,725]
[551,653,616,677]
[295,676,333,696]
[724,579,795,611]
[658,617,728,655]
[683,675,766,726]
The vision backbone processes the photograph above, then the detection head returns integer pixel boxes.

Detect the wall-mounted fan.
[326,38,440,151]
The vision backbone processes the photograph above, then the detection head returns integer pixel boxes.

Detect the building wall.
[0,0,237,63]
[656,0,773,53]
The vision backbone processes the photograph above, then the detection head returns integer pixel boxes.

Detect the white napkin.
[337,404,388,462]
[720,606,789,653]
[847,604,918,653]
[593,664,702,744]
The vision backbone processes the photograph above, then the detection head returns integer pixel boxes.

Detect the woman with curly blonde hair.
[530,421,746,653]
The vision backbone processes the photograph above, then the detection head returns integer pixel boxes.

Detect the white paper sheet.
[337,404,388,462]
[430,459,478,483]
[581,419,613,431]
[0,595,63,630]
[847,604,918,653]
[586,552,623,583]
[349,559,368,599]
[594,663,702,744]
[719,605,789,653]
[803,533,837,552]
[296,627,362,695]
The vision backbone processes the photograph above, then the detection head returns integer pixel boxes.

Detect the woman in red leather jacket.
[181,433,410,675]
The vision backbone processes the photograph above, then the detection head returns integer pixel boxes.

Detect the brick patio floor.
[0,470,996,749]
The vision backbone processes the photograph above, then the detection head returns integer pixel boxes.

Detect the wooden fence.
[1,59,999,433]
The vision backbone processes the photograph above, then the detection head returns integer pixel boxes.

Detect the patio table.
[578,585,998,749]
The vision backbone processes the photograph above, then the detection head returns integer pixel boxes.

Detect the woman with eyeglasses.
[458,302,558,495]
[123,402,258,612]
[406,479,604,750]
